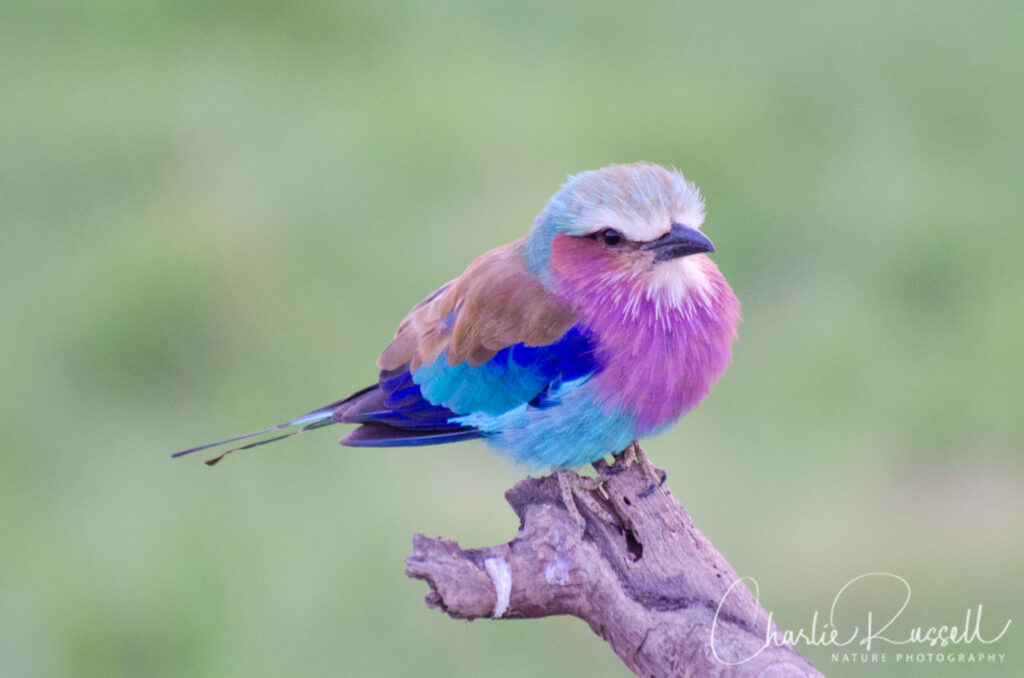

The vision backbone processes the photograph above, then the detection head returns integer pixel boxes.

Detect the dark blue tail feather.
[340,422,482,447]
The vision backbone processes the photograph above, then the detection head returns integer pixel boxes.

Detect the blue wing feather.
[413,326,597,415]
[336,326,598,447]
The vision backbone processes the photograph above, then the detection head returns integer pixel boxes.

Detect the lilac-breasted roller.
[175,163,741,486]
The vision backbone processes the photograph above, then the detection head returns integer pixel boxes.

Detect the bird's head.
[525,163,720,308]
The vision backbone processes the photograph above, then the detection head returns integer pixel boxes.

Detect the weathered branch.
[405,449,822,677]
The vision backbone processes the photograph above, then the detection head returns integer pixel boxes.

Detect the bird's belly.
[457,379,637,471]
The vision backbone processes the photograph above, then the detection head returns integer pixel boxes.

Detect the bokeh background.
[2,2,1022,676]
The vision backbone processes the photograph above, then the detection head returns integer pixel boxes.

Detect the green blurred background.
[2,1,1022,676]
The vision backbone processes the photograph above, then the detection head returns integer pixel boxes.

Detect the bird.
[174,163,741,519]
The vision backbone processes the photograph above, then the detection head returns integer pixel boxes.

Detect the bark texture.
[405,451,822,677]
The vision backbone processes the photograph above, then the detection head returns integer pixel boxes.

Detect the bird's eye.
[599,228,622,246]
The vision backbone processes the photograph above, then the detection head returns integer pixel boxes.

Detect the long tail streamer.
[171,400,345,466]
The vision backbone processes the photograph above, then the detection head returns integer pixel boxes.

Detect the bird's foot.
[604,442,666,497]
[556,470,614,529]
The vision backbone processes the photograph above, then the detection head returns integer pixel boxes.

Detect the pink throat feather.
[548,233,741,433]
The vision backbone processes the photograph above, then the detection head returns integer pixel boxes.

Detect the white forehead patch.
[582,206,706,243]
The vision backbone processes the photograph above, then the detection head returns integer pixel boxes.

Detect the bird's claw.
[556,470,615,529]
[638,468,668,498]
[602,460,626,476]
[608,442,667,498]
[560,444,667,529]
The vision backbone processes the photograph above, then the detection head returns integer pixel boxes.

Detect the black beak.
[641,223,715,262]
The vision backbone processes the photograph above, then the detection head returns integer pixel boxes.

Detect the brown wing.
[378,238,577,371]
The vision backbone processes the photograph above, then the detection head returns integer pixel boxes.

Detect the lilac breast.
[589,277,739,433]
[550,237,741,434]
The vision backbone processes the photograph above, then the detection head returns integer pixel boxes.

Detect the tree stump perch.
[405,448,822,677]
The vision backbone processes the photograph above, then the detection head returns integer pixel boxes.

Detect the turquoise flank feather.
[409,327,604,469]
[454,377,637,471]
[413,348,557,417]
